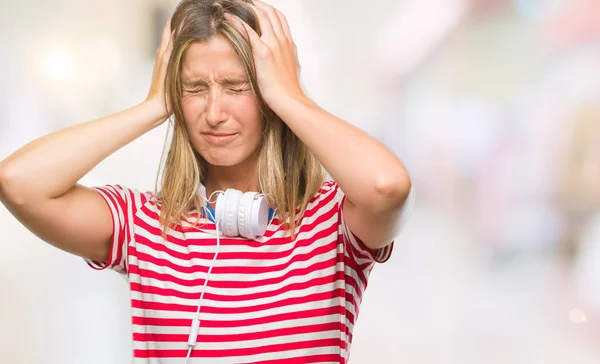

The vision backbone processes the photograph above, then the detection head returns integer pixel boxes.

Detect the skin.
[226,1,412,250]
[180,37,264,196]
[0,0,411,266]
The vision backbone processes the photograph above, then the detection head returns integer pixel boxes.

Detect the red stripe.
[132,321,341,343]
[129,271,344,304]
[130,312,356,334]
[134,338,343,358]
[131,282,346,314]
[132,306,343,329]
[248,354,342,364]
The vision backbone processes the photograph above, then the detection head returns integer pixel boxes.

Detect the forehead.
[181,36,246,80]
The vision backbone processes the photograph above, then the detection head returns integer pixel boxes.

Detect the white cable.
[184,219,221,364]
[207,190,222,204]
[184,347,192,364]
[184,190,272,362]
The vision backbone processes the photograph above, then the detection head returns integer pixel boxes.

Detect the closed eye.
[184,88,208,93]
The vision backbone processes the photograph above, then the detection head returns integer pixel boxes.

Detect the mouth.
[201,132,238,144]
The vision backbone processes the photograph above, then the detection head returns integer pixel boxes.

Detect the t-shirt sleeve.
[84,184,150,275]
[332,180,414,265]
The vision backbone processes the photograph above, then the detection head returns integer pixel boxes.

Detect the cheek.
[233,96,262,133]
[181,95,205,124]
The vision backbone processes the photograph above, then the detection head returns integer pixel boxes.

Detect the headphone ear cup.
[215,192,226,224]
[250,195,270,238]
[216,189,243,236]
[238,192,258,239]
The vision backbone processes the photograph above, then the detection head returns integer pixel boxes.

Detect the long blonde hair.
[157,0,324,238]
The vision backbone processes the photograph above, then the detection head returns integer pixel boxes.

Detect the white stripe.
[129,300,356,334]
[132,329,341,351]
[131,313,347,336]
[132,345,340,364]
[129,292,346,320]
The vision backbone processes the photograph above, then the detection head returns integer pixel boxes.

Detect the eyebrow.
[182,77,249,88]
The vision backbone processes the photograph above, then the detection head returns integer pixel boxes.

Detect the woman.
[0,0,412,362]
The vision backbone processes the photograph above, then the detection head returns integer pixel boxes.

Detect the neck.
[204,156,259,200]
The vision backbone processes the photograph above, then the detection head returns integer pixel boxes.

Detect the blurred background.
[1,0,600,363]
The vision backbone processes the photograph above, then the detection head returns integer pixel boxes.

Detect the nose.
[205,89,227,126]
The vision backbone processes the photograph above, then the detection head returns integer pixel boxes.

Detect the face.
[180,36,262,167]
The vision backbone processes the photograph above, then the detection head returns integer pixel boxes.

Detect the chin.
[200,149,252,167]
[206,158,242,167]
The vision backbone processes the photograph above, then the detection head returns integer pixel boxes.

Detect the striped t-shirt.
[87,180,393,363]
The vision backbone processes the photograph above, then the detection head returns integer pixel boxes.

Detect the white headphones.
[200,185,272,240]
[184,185,273,364]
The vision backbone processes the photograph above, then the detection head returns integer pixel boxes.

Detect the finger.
[252,0,285,41]
[165,30,175,57]
[158,17,173,54]
[225,14,265,50]
[275,9,292,40]
[248,3,276,42]
[176,15,189,35]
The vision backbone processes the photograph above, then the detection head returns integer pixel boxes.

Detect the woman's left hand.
[226,0,304,106]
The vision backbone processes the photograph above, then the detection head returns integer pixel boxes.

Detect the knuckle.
[257,8,268,17]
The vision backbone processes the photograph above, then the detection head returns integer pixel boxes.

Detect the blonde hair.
[156,0,324,238]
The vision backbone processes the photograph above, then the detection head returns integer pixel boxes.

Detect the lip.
[201,132,238,144]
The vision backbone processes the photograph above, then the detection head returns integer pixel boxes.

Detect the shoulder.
[303,179,343,214]
[92,184,156,212]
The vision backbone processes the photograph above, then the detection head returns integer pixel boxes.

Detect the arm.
[0,18,174,262]
[0,101,167,261]
[230,1,411,250]
[270,96,411,250]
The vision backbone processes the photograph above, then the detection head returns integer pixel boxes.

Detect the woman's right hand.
[146,17,175,120]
